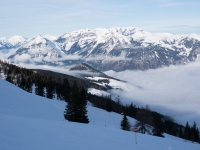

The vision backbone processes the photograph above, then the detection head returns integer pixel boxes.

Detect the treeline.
[182,121,200,143]
[87,90,200,143]
[0,60,199,143]
[0,60,86,100]
[0,60,89,123]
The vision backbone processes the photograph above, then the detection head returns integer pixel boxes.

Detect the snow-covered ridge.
[0,35,26,47]
[1,27,200,71]
[8,35,26,46]
[2,27,200,48]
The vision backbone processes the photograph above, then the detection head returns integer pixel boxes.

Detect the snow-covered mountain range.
[1,27,200,71]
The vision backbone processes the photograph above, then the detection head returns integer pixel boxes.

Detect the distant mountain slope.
[69,63,107,77]
[32,63,124,91]
[2,27,200,71]
[0,36,26,52]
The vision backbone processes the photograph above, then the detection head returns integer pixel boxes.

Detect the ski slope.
[0,78,200,150]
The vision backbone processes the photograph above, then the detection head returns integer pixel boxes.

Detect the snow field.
[1,79,200,150]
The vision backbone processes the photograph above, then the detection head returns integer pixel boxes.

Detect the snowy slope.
[1,78,200,150]
[7,35,65,65]
[0,36,26,50]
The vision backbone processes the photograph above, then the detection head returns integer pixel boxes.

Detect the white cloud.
[58,55,82,61]
[105,61,200,128]
[86,52,131,61]
[14,54,31,63]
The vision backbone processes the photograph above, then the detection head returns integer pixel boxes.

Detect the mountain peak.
[8,35,26,46]
[25,35,47,46]
[43,34,58,41]
[186,33,200,40]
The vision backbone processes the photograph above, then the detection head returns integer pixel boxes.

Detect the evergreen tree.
[128,102,136,118]
[134,106,153,134]
[106,96,112,112]
[152,113,164,137]
[64,81,89,123]
[179,126,183,138]
[19,74,26,90]
[184,121,190,140]
[35,78,44,97]
[195,128,200,143]
[64,90,74,121]
[5,67,12,83]
[62,78,70,101]
[6,74,12,83]
[55,83,62,100]
[78,87,89,123]
[121,113,130,131]
[25,77,32,93]
[191,122,197,142]
[46,78,55,99]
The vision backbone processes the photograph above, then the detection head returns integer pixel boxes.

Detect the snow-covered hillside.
[7,59,200,130]
[1,78,200,150]
[1,27,200,71]
[0,36,26,50]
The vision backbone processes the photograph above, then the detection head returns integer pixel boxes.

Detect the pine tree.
[179,126,183,138]
[152,113,164,137]
[191,122,197,142]
[128,102,136,118]
[5,67,12,83]
[78,87,89,123]
[184,121,190,140]
[134,106,153,134]
[195,128,200,143]
[46,78,55,99]
[55,83,62,100]
[35,77,44,97]
[25,77,32,93]
[64,81,89,123]
[121,113,130,131]
[19,74,26,90]
[62,78,70,101]
[106,96,112,112]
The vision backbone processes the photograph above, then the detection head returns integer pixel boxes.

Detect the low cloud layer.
[105,61,200,128]
[86,52,131,61]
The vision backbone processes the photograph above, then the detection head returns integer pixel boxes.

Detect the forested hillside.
[0,59,199,142]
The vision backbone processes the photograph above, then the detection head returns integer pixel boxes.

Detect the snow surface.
[1,78,200,150]
[86,76,132,91]
[0,35,26,47]
[88,88,110,97]
[8,35,26,46]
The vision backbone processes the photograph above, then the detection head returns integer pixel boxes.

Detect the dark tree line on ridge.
[0,60,199,143]
[0,60,89,124]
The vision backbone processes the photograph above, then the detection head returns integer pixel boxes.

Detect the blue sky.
[1,0,200,38]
